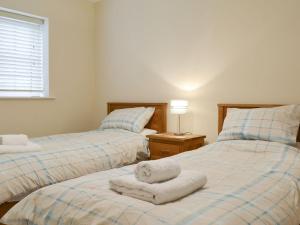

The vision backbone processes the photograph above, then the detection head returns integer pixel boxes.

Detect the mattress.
[2,140,300,225]
[0,129,148,205]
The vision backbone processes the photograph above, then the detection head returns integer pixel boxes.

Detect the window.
[0,8,48,98]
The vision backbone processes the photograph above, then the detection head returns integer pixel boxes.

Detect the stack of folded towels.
[109,158,207,204]
[0,134,41,154]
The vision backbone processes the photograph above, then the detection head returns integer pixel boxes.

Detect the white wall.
[0,0,97,137]
[95,0,300,142]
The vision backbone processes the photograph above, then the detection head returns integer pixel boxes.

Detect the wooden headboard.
[107,102,167,133]
[218,104,300,142]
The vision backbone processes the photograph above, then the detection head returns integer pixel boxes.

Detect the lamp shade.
[170,100,188,115]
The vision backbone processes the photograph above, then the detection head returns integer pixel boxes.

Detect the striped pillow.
[100,107,155,133]
[217,105,300,145]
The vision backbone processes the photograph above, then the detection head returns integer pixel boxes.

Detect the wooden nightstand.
[147,133,206,160]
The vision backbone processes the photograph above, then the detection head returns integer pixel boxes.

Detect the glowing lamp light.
[170,100,189,114]
[170,100,188,135]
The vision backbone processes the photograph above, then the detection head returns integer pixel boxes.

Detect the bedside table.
[147,133,206,160]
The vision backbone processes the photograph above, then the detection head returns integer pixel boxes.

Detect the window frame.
[0,7,50,99]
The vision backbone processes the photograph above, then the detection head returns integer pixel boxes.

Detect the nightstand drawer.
[149,142,180,158]
[183,139,204,151]
[147,133,206,160]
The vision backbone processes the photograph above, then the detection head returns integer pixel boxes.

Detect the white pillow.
[217,105,300,145]
[100,107,155,133]
[140,128,158,136]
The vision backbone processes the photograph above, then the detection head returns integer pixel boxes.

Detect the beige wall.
[1,0,300,141]
[95,0,300,142]
[0,0,96,137]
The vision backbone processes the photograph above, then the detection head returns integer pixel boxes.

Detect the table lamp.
[170,100,189,136]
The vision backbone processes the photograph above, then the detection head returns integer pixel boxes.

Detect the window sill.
[0,96,56,100]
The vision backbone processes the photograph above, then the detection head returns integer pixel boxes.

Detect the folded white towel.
[0,134,28,146]
[135,158,181,183]
[0,142,42,154]
[110,170,207,204]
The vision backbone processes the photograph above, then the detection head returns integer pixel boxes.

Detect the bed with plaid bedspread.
[0,129,148,205]
[2,140,300,225]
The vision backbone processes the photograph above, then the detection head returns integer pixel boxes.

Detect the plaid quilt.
[0,129,148,205]
[3,140,300,225]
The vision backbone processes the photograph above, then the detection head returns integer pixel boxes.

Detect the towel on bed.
[0,142,41,154]
[0,134,28,145]
[110,170,207,204]
[135,158,181,183]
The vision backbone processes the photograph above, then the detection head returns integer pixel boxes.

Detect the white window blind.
[0,9,48,97]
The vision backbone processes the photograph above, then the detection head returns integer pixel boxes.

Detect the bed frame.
[0,102,168,222]
[0,202,16,222]
[218,103,300,142]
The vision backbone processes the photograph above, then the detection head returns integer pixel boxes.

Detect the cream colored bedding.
[2,140,300,225]
[0,129,148,205]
